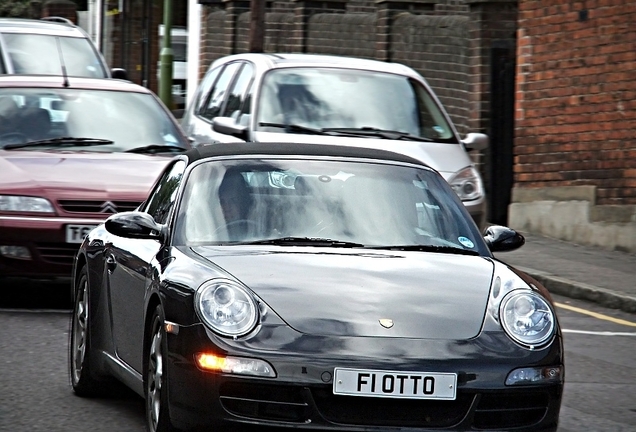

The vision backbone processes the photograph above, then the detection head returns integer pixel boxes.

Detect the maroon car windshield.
[0,87,187,151]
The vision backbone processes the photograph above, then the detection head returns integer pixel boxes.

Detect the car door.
[182,61,254,146]
[185,61,241,145]
[107,160,186,371]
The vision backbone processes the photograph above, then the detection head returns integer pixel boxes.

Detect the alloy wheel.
[71,278,88,385]
[147,315,164,432]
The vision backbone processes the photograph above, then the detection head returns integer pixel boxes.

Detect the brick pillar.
[374,0,436,62]
[41,0,78,23]
[291,0,346,54]
[222,0,250,55]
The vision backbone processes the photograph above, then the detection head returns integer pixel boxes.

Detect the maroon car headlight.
[195,279,258,337]
[499,290,555,349]
[0,195,54,213]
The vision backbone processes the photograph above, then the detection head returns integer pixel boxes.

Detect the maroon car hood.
[0,150,171,201]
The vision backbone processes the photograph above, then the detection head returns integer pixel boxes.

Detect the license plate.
[65,224,98,243]
[333,367,457,400]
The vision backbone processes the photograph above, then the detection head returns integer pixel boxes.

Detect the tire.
[146,304,179,432]
[69,266,106,397]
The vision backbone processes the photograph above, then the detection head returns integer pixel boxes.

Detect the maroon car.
[0,75,190,281]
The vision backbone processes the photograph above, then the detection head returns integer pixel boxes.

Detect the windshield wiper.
[366,244,480,255]
[4,137,114,150]
[258,122,334,135]
[242,236,365,248]
[322,127,433,142]
[125,144,187,154]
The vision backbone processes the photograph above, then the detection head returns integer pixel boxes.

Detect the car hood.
[252,131,471,178]
[193,247,495,339]
[0,150,170,198]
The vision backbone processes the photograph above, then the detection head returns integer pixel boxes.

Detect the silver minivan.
[181,53,489,228]
[0,17,126,79]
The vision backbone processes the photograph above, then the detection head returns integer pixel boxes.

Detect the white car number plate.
[333,367,457,400]
[65,225,98,244]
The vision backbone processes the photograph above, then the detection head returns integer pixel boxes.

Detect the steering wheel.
[0,132,28,145]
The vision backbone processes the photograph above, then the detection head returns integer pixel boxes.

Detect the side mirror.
[483,225,525,252]
[111,68,129,81]
[105,211,165,240]
[462,133,489,151]
[212,116,249,141]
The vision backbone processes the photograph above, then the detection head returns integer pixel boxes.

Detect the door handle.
[106,254,117,272]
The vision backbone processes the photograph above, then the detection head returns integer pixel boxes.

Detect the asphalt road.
[0,281,635,432]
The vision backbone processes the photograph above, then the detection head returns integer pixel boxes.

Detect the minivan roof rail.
[40,16,74,26]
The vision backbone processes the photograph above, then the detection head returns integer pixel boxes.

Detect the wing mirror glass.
[483,225,525,252]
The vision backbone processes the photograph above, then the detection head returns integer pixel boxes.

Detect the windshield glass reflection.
[176,159,487,254]
[4,34,106,77]
[256,68,455,142]
[0,88,187,150]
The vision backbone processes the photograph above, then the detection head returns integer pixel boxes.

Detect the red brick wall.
[515,0,636,205]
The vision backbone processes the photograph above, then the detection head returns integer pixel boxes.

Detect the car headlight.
[195,279,258,337]
[500,290,555,349]
[448,166,483,201]
[0,195,55,213]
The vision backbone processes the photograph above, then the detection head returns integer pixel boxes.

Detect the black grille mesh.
[58,200,141,214]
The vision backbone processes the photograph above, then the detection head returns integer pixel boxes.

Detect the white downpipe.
[186,0,201,107]
[95,0,103,51]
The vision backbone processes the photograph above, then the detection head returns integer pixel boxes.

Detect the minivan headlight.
[500,290,555,348]
[448,166,483,202]
[195,279,258,337]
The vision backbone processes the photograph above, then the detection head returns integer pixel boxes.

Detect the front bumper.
[164,323,563,431]
[0,215,101,279]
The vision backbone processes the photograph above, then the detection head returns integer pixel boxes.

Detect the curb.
[514,266,636,315]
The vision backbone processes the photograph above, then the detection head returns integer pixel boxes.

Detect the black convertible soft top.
[183,142,428,168]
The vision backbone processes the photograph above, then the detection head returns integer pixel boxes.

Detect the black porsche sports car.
[69,143,563,432]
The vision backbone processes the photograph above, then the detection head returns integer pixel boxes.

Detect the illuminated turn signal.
[195,353,276,377]
[195,353,226,370]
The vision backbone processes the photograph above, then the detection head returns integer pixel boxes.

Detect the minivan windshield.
[256,68,456,143]
[4,33,107,78]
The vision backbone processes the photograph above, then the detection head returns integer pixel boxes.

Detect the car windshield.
[0,87,188,151]
[175,158,487,254]
[256,68,456,143]
[3,33,107,77]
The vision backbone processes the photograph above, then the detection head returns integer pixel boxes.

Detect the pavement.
[493,232,636,314]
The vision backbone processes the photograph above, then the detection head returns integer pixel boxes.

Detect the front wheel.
[146,305,178,432]
[69,266,107,396]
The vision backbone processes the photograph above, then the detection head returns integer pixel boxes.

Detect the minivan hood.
[194,247,495,340]
[252,131,471,178]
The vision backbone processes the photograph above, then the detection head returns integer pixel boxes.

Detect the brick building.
[509,0,636,252]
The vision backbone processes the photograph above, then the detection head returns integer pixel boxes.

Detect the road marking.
[562,329,636,337]
[555,302,636,327]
